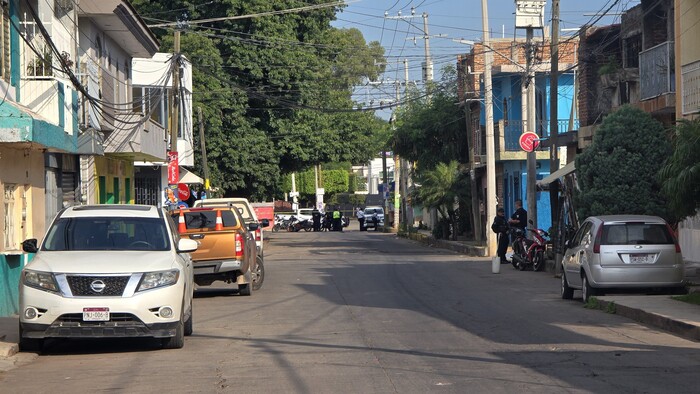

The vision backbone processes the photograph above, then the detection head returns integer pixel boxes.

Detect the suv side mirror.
[261,219,270,228]
[177,238,199,253]
[22,239,39,253]
[564,240,570,249]
[248,223,259,231]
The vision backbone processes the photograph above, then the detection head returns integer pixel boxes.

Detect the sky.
[331,0,641,113]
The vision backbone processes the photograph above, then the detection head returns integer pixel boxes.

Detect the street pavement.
[1,225,700,393]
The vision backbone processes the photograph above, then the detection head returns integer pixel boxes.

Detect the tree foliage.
[659,119,700,221]
[132,0,387,199]
[414,161,470,240]
[392,66,468,172]
[575,105,671,220]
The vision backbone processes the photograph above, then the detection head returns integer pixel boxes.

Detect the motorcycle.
[510,221,550,271]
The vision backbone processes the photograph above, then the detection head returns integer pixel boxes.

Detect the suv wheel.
[18,325,43,352]
[184,300,193,337]
[162,312,185,349]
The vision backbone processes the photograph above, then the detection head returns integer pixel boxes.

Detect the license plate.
[83,307,110,321]
[629,254,650,264]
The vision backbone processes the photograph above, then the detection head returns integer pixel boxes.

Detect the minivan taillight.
[593,225,603,254]
[255,229,262,242]
[666,223,682,253]
[235,233,244,258]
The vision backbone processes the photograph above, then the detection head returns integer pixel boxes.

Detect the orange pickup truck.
[171,207,263,295]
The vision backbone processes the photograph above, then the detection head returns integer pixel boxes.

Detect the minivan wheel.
[561,271,574,300]
[582,274,597,303]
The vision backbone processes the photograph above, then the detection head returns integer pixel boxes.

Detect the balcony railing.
[498,119,579,151]
[640,41,675,100]
[103,113,167,162]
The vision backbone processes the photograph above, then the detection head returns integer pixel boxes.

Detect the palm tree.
[660,119,700,221]
[415,161,470,240]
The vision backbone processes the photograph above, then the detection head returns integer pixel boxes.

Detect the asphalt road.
[2,226,700,393]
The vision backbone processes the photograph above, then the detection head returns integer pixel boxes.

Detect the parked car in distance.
[194,198,269,257]
[171,207,262,295]
[561,215,685,302]
[363,206,385,230]
[18,205,197,351]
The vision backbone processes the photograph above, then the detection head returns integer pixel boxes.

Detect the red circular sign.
[519,132,540,152]
[177,183,191,201]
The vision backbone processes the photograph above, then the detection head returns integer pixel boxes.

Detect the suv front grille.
[66,276,130,296]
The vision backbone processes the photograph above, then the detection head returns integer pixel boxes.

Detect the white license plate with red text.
[83,307,110,321]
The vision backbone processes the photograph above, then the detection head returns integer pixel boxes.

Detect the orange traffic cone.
[215,210,223,231]
[178,211,186,233]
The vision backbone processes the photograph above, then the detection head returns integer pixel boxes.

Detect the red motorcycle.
[510,221,549,271]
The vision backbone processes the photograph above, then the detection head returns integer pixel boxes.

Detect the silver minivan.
[561,215,685,302]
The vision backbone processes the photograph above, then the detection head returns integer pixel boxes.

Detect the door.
[563,221,592,288]
[45,168,60,227]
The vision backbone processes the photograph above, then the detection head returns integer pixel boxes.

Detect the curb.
[400,232,488,257]
[0,341,19,358]
[596,298,700,342]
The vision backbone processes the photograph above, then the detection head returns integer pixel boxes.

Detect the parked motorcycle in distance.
[510,220,550,271]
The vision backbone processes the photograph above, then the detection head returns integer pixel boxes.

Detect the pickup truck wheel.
[252,256,265,291]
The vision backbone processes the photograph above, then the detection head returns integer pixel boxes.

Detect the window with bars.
[0,2,9,82]
[3,184,18,250]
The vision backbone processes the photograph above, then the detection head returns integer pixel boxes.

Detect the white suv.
[18,205,198,351]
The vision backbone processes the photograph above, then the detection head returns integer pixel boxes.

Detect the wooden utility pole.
[550,0,561,274]
[197,107,210,191]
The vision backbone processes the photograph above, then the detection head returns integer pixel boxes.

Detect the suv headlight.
[23,270,59,293]
[138,270,180,292]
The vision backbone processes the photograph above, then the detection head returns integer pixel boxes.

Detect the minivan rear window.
[601,223,674,245]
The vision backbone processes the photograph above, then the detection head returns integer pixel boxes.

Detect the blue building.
[459,38,579,238]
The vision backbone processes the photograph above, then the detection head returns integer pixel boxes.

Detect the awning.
[179,168,203,184]
[537,161,576,188]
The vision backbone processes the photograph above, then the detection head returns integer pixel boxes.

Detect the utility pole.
[422,12,433,83]
[515,0,546,231]
[481,0,498,256]
[526,27,538,230]
[549,0,561,274]
[169,31,181,156]
[197,107,210,192]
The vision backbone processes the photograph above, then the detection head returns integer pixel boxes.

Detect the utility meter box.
[514,0,547,29]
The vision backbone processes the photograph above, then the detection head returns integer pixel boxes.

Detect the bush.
[575,106,671,221]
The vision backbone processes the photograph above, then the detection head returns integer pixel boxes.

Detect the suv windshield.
[601,223,675,245]
[43,217,171,251]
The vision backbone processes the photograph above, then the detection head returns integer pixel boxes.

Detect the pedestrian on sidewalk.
[492,207,509,264]
[356,207,365,231]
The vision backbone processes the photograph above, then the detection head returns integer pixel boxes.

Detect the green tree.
[659,119,700,221]
[132,0,387,199]
[392,66,468,172]
[414,161,470,240]
[575,105,671,220]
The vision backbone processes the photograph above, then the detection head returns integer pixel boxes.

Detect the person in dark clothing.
[312,208,322,232]
[509,199,528,231]
[324,210,333,231]
[491,208,509,264]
